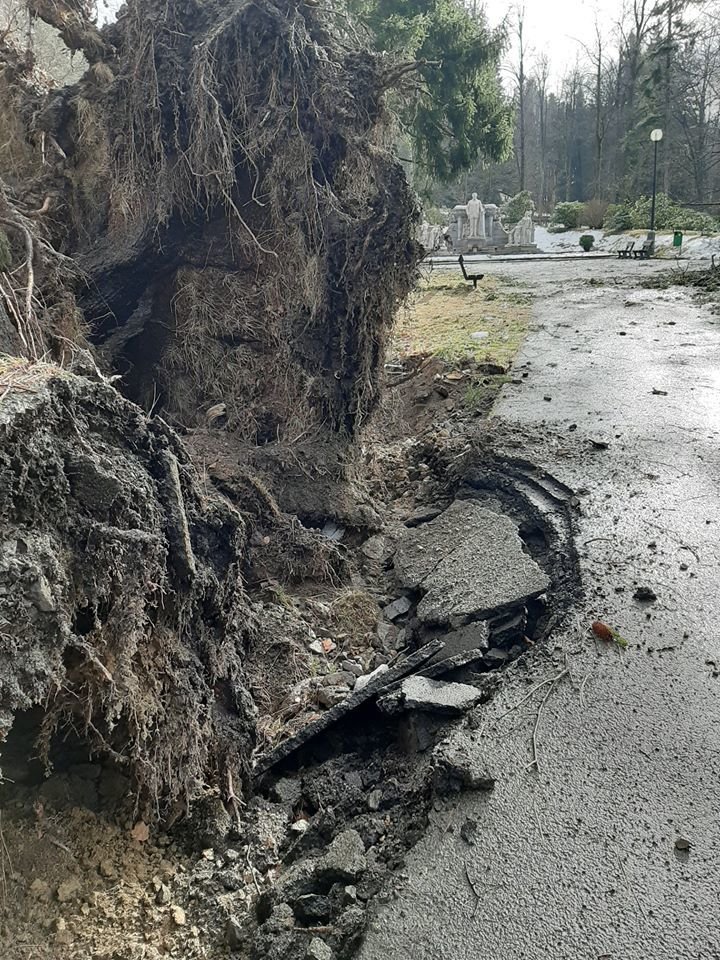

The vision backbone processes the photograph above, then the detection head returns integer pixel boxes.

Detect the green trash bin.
[673,230,683,248]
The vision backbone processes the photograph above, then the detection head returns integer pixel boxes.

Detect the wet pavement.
[359,260,720,958]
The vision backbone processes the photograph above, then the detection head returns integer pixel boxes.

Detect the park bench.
[617,241,635,259]
[633,240,653,260]
[458,254,484,289]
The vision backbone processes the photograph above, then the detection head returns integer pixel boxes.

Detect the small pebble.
[171,905,187,926]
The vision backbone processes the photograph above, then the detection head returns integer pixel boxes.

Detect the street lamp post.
[649,128,663,234]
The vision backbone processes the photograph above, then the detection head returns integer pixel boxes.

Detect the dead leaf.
[131,820,150,842]
[322,638,336,653]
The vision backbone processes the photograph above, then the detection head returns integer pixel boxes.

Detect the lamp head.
[650,128,663,142]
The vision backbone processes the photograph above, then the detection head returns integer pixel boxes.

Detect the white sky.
[482,0,623,85]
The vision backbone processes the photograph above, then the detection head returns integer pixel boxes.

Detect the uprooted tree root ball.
[23,0,421,446]
[0,359,256,816]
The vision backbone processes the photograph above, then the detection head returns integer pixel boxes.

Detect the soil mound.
[0,358,256,815]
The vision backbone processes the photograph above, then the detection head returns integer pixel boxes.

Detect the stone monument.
[447,194,509,254]
[445,194,538,255]
[508,209,535,247]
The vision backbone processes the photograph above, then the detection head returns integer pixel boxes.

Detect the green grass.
[463,375,512,411]
[393,273,531,367]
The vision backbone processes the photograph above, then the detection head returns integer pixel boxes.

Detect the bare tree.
[535,54,549,210]
[514,5,528,191]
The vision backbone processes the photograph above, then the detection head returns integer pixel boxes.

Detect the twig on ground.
[493,665,570,727]
[245,845,261,896]
[618,855,646,918]
[48,836,74,856]
[0,809,13,908]
[227,769,243,832]
[528,667,570,773]
[579,672,591,708]
[464,862,483,917]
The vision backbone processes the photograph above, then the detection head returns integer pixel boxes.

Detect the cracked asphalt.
[359,259,720,959]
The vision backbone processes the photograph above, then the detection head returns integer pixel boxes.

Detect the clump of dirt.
[0,359,256,817]
[382,354,511,437]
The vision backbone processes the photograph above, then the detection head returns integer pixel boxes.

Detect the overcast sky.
[482,0,622,85]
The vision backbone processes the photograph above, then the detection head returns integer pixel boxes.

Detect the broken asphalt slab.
[377,676,486,717]
[394,500,550,625]
[253,640,444,775]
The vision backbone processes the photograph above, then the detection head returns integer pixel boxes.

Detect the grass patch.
[393,273,531,366]
[463,375,511,411]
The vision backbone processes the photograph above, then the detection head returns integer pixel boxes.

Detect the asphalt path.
[360,259,720,960]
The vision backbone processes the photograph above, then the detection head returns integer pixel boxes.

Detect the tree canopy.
[347,0,514,179]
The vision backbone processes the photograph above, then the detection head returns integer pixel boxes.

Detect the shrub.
[501,190,534,225]
[550,201,584,230]
[583,198,609,229]
[603,194,719,233]
[579,234,595,251]
[603,203,633,233]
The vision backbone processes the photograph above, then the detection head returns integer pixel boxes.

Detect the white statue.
[466,193,485,238]
[510,210,535,246]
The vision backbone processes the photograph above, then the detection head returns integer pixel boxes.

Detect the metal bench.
[458,254,484,289]
[617,241,635,259]
[633,240,653,260]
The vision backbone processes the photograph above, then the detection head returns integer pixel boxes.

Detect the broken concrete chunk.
[306,938,333,960]
[155,882,172,905]
[383,596,412,621]
[255,640,443,774]
[225,916,244,949]
[388,676,485,716]
[394,501,549,626]
[294,894,332,923]
[354,663,389,692]
[56,877,82,902]
[433,734,495,795]
[27,574,56,613]
[361,534,389,561]
[425,622,490,666]
[317,829,367,882]
[482,647,509,668]
[317,686,349,708]
[265,859,317,908]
